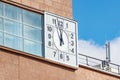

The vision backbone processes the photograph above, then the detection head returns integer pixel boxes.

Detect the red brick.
[3,63,19,80]
[21,0,31,6]
[34,0,44,3]
[0,46,120,80]
[19,56,75,80]
[0,51,19,65]
[0,64,4,80]
[45,0,53,7]
[30,1,40,9]
[37,2,45,10]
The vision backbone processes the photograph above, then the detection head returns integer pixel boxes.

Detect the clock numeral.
[52,19,57,25]
[70,33,74,39]
[71,41,74,46]
[48,33,52,39]
[60,53,63,59]
[47,26,52,32]
[48,41,52,46]
[66,23,68,29]
[53,51,56,57]
[58,20,64,30]
[66,55,70,61]
[71,48,74,53]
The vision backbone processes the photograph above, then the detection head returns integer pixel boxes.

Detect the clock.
[44,12,78,67]
[53,18,69,53]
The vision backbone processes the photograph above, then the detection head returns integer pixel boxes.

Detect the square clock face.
[44,12,78,67]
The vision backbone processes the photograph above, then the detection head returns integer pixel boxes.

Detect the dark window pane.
[24,25,42,42]
[0,2,3,16]
[0,18,3,31]
[23,10,42,28]
[5,4,21,21]
[4,19,22,36]
[24,40,42,56]
[0,32,3,45]
[4,34,23,50]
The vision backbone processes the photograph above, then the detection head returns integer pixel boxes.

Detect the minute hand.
[56,26,63,46]
[56,18,64,46]
[59,29,64,46]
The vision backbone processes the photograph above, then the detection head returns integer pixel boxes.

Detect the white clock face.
[53,27,68,52]
[44,12,78,67]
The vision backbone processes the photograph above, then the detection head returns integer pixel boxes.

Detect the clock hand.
[56,26,64,46]
[61,28,64,44]
[56,18,64,46]
[59,29,64,46]
[56,25,64,46]
[57,27,63,46]
[55,19,61,46]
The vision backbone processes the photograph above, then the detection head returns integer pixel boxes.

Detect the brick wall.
[0,47,120,80]
[76,66,120,80]
[0,47,75,80]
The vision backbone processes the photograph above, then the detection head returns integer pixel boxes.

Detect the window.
[23,10,42,28]
[4,19,22,36]
[0,18,3,31]
[0,2,44,57]
[0,32,3,45]
[24,25,42,42]
[4,34,23,50]
[0,2,2,16]
[5,4,22,21]
[24,40,42,56]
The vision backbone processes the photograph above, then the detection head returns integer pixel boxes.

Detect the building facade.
[0,0,120,80]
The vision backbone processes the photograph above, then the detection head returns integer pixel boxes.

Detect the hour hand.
[56,28,64,46]
[56,19,64,46]
[56,27,61,45]
[59,30,64,46]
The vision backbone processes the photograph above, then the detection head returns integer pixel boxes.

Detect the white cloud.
[78,37,120,65]
[78,39,106,60]
[110,37,120,64]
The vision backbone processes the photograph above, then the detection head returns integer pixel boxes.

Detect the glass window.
[4,19,22,36]
[4,34,23,50]
[0,2,2,16]
[23,10,42,28]
[5,4,21,21]
[0,18,3,31]
[24,40,42,56]
[0,1,44,57]
[24,25,42,42]
[0,32,3,45]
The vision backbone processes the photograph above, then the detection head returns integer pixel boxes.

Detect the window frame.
[0,1,44,57]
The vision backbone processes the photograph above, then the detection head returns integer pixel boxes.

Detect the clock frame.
[44,12,78,67]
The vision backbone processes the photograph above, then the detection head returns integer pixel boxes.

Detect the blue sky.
[72,0,120,65]
[73,0,120,46]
